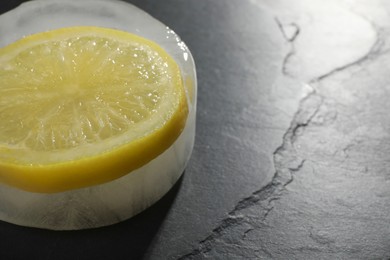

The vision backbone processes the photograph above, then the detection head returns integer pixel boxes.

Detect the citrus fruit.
[0,26,188,193]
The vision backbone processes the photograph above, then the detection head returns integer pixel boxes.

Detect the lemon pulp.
[0,26,188,193]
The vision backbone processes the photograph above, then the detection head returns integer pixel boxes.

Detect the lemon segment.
[0,26,188,193]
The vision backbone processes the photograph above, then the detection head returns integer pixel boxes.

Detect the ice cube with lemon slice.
[0,0,196,229]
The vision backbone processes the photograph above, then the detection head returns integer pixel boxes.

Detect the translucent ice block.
[0,0,197,230]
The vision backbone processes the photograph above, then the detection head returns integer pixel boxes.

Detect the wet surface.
[1,0,390,259]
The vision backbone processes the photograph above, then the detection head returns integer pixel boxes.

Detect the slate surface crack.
[178,88,315,259]
[275,17,300,77]
[178,88,320,259]
[313,11,382,83]
[176,8,383,260]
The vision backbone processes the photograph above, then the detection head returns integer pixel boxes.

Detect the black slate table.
[1,0,390,259]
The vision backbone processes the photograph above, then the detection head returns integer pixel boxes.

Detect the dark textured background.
[1,0,390,259]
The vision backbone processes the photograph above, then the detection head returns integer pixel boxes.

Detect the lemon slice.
[0,26,188,193]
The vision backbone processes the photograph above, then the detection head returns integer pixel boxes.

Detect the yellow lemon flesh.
[0,26,188,193]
